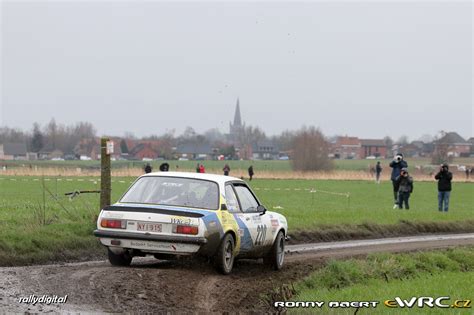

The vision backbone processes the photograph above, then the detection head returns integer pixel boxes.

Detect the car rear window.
[120,176,219,210]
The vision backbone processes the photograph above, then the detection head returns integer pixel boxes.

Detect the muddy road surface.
[1,234,474,313]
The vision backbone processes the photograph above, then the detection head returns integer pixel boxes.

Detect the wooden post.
[100,137,111,210]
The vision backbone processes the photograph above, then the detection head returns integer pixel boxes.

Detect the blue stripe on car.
[233,214,253,252]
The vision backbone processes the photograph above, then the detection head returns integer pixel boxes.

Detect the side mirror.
[257,205,266,216]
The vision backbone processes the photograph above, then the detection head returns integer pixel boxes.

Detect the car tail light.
[101,219,126,229]
[173,224,198,235]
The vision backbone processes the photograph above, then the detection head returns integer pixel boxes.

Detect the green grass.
[250,179,474,229]
[0,176,128,265]
[289,248,474,314]
[0,176,472,265]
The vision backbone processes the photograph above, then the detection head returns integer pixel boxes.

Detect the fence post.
[100,137,112,210]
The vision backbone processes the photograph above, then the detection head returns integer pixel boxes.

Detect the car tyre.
[264,231,285,270]
[215,233,235,275]
[107,248,132,266]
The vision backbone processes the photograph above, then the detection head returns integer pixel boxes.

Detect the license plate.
[137,222,162,232]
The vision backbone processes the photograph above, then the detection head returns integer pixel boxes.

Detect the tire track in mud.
[1,236,473,313]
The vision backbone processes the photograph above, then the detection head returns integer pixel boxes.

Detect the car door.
[232,183,272,251]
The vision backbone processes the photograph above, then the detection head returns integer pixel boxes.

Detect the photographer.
[389,153,408,208]
[435,163,453,212]
[394,167,413,209]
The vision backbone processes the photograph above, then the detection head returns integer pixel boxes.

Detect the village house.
[129,143,159,160]
[332,136,361,159]
[359,139,387,159]
[175,142,215,160]
[0,143,28,160]
[251,140,279,160]
[435,132,471,158]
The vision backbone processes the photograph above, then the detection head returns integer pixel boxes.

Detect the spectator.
[223,164,230,176]
[199,164,205,173]
[394,167,413,210]
[248,165,254,181]
[196,163,200,173]
[375,161,382,184]
[144,163,152,174]
[389,153,408,209]
[435,163,453,212]
[159,162,169,172]
[465,166,470,180]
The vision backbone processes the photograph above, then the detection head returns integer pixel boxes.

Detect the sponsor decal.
[171,217,193,225]
[271,219,279,227]
[161,182,183,187]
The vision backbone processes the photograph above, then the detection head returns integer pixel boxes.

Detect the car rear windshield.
[120,176,219,210]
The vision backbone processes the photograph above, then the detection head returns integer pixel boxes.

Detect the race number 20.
[255,224,267,246]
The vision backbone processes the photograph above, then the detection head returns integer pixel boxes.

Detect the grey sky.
[1,1,472,140]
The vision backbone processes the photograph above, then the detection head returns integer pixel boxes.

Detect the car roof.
[141,171,244,185]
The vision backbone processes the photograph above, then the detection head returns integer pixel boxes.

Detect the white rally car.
[94,172,288,274]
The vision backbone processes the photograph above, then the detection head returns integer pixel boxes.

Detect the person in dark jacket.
[144,163,152,174]
[394,167,413,209]
[389,153,408,208]
[248,165,254,181]
[159,162,169,172]
[435,163,453,212]
[223,164,230,176]
[375,161,382,184]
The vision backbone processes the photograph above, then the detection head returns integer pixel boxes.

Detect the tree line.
[2,119,446,171]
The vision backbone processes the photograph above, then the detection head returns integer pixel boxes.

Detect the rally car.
[93,172,288,274]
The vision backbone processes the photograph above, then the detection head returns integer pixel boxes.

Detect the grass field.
[0,175,472,265]
[251,179,474,228]
[288,247,474,314]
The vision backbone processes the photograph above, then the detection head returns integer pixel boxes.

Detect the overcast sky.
[1,1,472,140]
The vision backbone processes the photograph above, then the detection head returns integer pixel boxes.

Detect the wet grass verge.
[289,220,474,244]
[280,247,474,314]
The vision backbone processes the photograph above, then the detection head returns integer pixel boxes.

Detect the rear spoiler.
[103,205,205,218]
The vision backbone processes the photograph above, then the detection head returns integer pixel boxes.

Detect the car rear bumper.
[94,230,207,255]
[93,230,207,244]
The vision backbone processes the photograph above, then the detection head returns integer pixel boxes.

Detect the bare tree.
[432,132,453,164]
[30,123,44,152]
[272,130,296,152]
[238,125,266,147]
[292,126,333,171]
[397,135,409,146]
[0,127,28,144]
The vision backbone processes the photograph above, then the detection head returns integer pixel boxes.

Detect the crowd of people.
[144,161,256,181]
[144,155,458,212]
[385,153,453,212]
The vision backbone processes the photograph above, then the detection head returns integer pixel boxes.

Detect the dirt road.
[1,234,473,313]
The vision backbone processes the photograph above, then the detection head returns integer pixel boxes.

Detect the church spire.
[233,98,242,127]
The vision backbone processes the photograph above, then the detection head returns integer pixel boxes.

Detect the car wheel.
[264,231,285,270]
[215,233,235,275]
[107,248,132,266]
